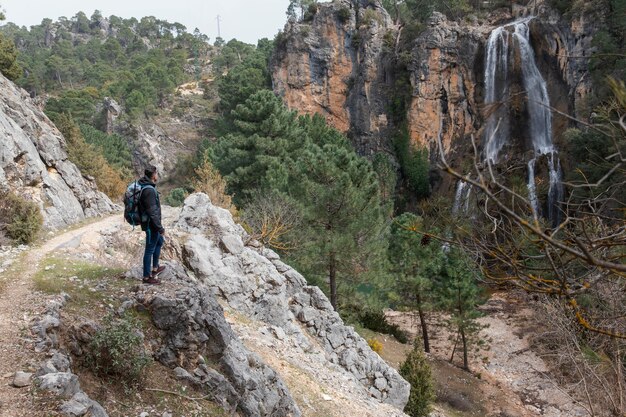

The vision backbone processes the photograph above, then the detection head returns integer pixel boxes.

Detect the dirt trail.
[0,214,122,417]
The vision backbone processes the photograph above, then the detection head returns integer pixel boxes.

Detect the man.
[139,165,166,284]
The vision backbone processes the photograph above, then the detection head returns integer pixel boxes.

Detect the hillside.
[0,1,624,417]
[1,12,219,187]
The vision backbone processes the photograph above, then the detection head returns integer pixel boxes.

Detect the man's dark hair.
[145,165,158,179]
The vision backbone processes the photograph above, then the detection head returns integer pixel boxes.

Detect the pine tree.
[0,11,21,81]
[288,143,386,310]
[399,343,435,417]
[211,90,303,203]
[389,213,444,352]
[436,248,487,371]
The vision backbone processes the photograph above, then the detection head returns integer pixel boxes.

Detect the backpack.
[123,181,154,226]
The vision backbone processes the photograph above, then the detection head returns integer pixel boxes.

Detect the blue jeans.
[143,229,164,278]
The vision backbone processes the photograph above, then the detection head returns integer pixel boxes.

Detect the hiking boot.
[152,265,166,276]
[142,276,161,285]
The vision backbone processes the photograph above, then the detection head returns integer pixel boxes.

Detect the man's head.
[145,165,158,182]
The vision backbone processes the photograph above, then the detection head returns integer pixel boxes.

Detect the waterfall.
[452,179,473,215]
[484,26,510,164]
[547,153,563,226]
[514,21,554,155]
[483,17,563,225]
[452,180,467,214]
[527,158,539,216]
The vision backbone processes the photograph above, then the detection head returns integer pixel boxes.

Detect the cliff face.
[272,1,602,191]
[0,74,114,229]
[272,0,395,155]
[407,12,486,159]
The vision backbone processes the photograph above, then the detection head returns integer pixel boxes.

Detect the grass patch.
[33,256,126,308]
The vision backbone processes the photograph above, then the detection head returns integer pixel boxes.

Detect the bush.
[368,338,383,354]
[400,345,435,417]
[86,314,151,385]
[337,7,351,23]
[192,156,237,215]
[0,190,43,244]
[163,187,187,206]
[359,309,409,343]
[303,3,319,21]
[55,114,127,199]
[362,9,383,27]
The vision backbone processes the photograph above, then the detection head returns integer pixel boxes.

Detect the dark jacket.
[138,176,164,234]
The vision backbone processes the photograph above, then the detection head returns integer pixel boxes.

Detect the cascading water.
[527,158,539,216]
[452,179,473,215]
[483,17,563,226]
[484,26,510,164]
[547,154,563,225]
[452,180,467,214]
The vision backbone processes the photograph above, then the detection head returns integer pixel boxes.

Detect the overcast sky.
[1,0,291,44]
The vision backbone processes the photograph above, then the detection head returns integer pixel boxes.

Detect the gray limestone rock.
[11,371,32,388]
[0,74,115,229]
[220,234,244,255]
[36,372,80,399]
[138,281,301,417]
[176,193,410,410]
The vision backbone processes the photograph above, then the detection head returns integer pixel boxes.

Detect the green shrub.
[86,314,151,385]
[0,190,43,244]
[352,32,362,48]
[303,3,319,21]
[393,126,431,199]
[337,7,351,23]
[163,187,187,206]
[359,309,409,343]
[362,9,383,27]
[400,344,435,417]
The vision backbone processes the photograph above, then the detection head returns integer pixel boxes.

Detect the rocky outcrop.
[176,193,410,410]
[0,74,115,229]
[31,294,109,417]
[272,0,395,155]
[137,279,301,416]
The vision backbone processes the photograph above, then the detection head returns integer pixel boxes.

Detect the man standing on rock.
[139,165,165,284]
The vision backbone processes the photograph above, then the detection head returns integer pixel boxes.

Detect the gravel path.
[0,215,120,417]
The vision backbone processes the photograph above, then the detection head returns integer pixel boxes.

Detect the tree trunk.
[450,332,459,363]
[461,327,469,371]
[329,252,337,311]
[416,291,430,353]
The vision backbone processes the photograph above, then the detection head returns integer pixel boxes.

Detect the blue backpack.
[123,181,154,226]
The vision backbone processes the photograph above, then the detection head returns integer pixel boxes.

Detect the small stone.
[374,377,387,390]
[140,412,149,417]
[272,326,286,341]
[321,394,332,401]
[162,412,173,417]
[12,372,32,388]
[220,235,244,255]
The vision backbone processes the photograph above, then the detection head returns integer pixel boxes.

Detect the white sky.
[1,0,291,45]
